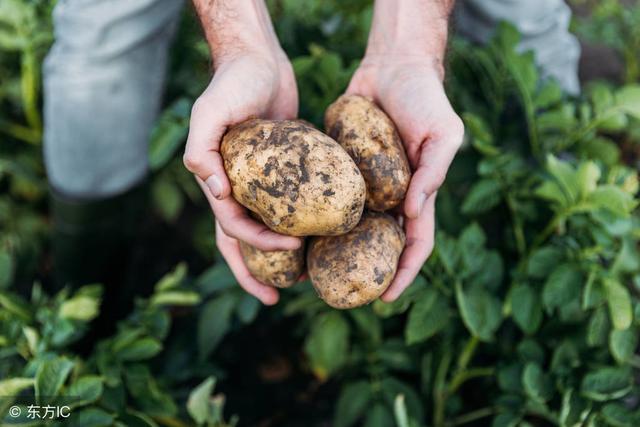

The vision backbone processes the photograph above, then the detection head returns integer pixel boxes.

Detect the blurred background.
[1,0,640,426]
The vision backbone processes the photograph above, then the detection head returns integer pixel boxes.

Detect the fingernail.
[206,175,222,199]
[417,192,427,215]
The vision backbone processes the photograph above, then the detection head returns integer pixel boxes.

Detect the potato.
[324,95,411,212]
[221,119,366,236]
[307,211,405,309]
[239,241,305,288]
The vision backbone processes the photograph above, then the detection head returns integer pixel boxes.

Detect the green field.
[1,1,640,426]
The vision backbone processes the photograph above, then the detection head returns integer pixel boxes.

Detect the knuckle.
[190,97,210,118]
[182,151,203,173]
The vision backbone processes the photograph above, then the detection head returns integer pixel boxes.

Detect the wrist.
[364,0,452,76]
[193,0,284,68]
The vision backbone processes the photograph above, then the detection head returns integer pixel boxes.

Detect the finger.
[380,194,436,302]
[197,178,302,251]
[216,221,279,305]
[404,119,463,219]
[183,95,232,200]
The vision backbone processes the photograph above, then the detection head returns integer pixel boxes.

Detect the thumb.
[183,96,232,200]
[404,121,464,219]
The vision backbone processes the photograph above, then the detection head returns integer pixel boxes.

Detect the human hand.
[186,1,301,304]
[346,57,464,302]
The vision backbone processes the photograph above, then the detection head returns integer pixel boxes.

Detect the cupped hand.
[346,57,464,302]
[185,52,302,304]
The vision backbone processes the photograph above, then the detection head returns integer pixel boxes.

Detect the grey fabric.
[455,0,581,95]
[43,0,183,199]
[43,0,580,198]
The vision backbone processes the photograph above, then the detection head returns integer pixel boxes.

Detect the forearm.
[192,0,283,67]
[365,0,454,75]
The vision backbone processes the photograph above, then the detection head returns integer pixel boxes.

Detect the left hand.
[346,56,464,302]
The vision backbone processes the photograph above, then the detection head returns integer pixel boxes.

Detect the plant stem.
[446,407,495,427]
[506,194,526,255]
[530,213,564,253]
[448,367,495,395]
[433,350,452,427]
[456,336,479,373]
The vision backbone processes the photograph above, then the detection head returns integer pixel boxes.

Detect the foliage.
[1,0,640,426]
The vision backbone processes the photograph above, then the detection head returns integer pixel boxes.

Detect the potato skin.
[307,212,405,309]
[239,241,305,288]
[221,119,366,236]
[324,95,411,212]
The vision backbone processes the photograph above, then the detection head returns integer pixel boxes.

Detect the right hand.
[185,52,302,305]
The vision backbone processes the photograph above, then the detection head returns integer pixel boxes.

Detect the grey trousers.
[43,0,580,199]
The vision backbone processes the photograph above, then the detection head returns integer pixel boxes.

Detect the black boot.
[50,182,148,323]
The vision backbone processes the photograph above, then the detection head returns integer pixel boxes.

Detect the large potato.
[324,95,411,212]
[307,211,405,309]
[221,119,366,236]
[239,241,305,288]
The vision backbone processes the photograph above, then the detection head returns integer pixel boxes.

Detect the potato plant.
[1,1,640,426]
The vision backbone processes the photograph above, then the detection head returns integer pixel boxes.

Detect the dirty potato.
[307,211,405,309]
[239,241,305,288]
[221,119,366,236]
[324,95,411,212]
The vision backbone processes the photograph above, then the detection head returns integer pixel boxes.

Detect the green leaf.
[497,363,523,393]
[59,295,100,321]
[545,154,579,204]
[462,112,498,156]
[587,307,610,347]
[67,408,115,427]
[510,284,542,334]
[601,403,640,427]
[196,263,237,295]
[304,311,349,381]
[0,291,32,321]
[148,98,190,171]
[155,263,187,292]
[542,264,582,314]
[349,307,382,345]
[187,377,215,425]
[373,275,424,318]
[236,294,260,324]
[35,357,75,400]
[381,377,423,422]
[150,290,200,307]
[462,179,502,214]
[527,247,563,279]
[198,293,239,360]
[405,289,450,344]
[66,376,104,408]
[575,161,601,198]
[334,381,372,427]
[455,282,502,342]
[588,185,636,217]
[0,378,33,395]
[615,85,640,119]
[577,137,620,166]
[116,337,162,361]
[0,249,14,288]
[522,363,553,402]
[364,403,394,427]
[394,394,410,427]
[152,178,184,223]
[559,389,590,427]
[603,279,633,330]
[609,328,638,364]
[534,80,562,109]
[580,366,633,401]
